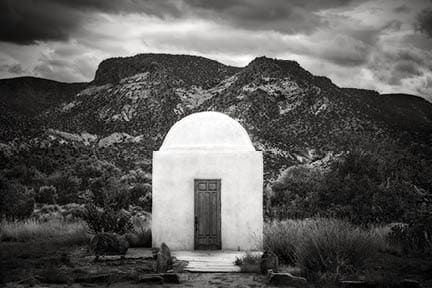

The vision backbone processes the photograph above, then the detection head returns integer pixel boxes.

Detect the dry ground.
[1,240,432,287]
[0,240,269,287]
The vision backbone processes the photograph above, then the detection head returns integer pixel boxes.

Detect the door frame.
[194,179,221,250]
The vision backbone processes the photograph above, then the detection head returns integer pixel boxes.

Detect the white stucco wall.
[152,150,263,251]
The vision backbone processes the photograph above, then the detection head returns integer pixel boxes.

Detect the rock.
[89,233,129,260]
[268,271,307,287]
[137,274,164,284]
[155,242,172,273]
[161,273,180,284]
[260,251,279,274]
[125,232,140,247]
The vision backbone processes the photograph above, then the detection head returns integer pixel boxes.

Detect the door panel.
[194,179,221,250]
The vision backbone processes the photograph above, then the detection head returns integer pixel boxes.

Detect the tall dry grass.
[0,218,89,244]
[264,218,387,281]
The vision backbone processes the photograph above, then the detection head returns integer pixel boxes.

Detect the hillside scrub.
[264,218,386,282]
[269,134,432,226]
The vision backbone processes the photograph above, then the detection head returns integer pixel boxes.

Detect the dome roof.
[160,112,255,151]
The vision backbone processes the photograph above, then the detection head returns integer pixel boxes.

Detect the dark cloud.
[394,5,410,13]
[368,48,431,86]
[0,0,365,44]
[0,0,161,44]
[183,0,365,34]
[0,0,87,44]
[415,8,432,38]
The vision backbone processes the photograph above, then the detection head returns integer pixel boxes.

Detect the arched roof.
[159,111,255,151]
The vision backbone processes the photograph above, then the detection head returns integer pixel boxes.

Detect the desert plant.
[263,219,310,264]
[234,251,261,266]
[83,204,134,235]
[388,205,432,255]
[234,251,262,273]
[0,179,35,221]
[36,185,58,204]
[264,218,386,282]
[294,219,383,281]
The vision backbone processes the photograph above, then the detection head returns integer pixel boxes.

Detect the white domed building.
[152,111,263,250]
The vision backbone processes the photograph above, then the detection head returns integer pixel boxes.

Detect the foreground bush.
[0,218,88,243]
[264,218,386,281]
[296,219,383,281]
[125,215,152,247]
[264,219,310,265]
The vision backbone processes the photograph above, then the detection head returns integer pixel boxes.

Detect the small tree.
[35,185,58,204]
[0,178,34,221]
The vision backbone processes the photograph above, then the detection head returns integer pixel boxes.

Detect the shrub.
[264,218,385,282]
[295,219,382,281]
[234,251,261,266]
[83,204,134,235]
[47,172,81,204]
[0,179,34,221]
[0,218,88,243]
[234,251,262,273]
[36,185,58,204]
[129,183,152,211]
[388,206,432,255]
[264,219,310,264]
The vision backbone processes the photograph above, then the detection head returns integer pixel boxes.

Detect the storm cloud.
[416,8,432,38]
[0,0,366,44]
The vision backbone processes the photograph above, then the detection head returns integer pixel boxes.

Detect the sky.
[1,0,432,101]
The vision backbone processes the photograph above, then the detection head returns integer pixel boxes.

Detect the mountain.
[0,77,87,140]
[1,53,431,184]
[343,88,432,132]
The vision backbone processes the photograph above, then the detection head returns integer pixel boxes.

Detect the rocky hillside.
[0,77,87,140]
[1,53,431,184]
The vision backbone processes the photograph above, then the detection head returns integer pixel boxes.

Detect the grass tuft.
[264,218,387,282]
[0,218,89,244]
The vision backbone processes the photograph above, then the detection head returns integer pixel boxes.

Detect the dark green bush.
[388,205,432,255]
[83,204,134,235]
[0,178,35,220]
[36,185,58,204]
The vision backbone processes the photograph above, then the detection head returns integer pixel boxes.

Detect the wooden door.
[194,179,221,250]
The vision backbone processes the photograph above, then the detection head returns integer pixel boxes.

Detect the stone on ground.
[260,251,279,274]
[155,242,172,272]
